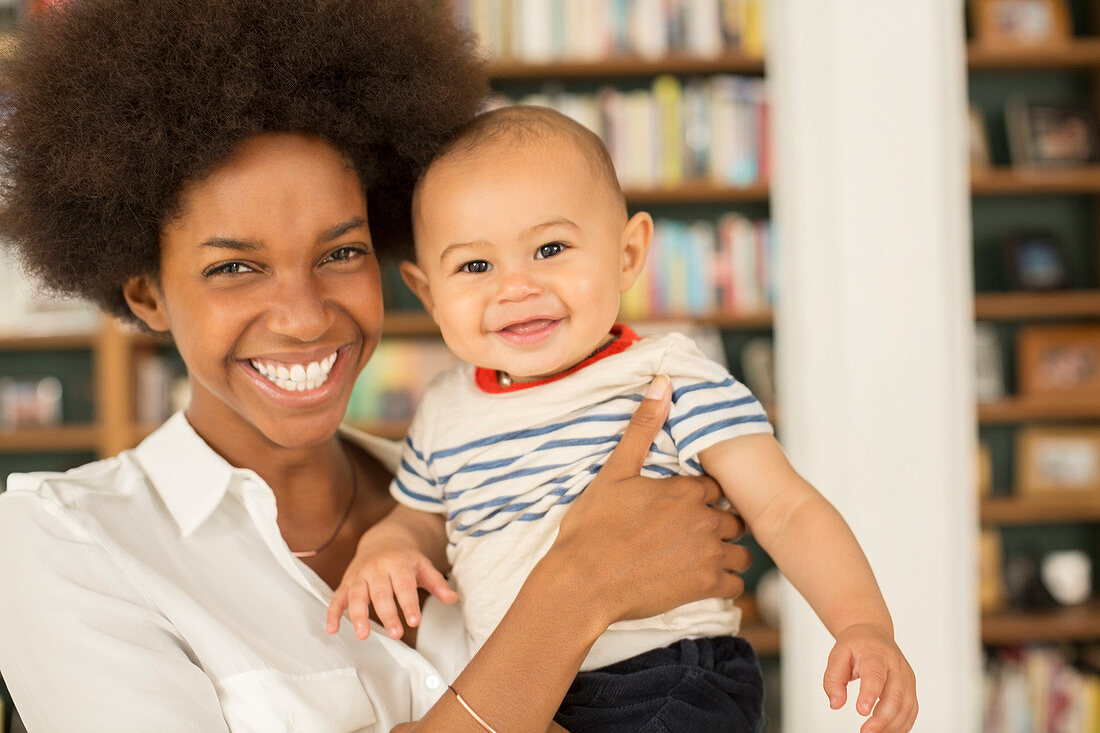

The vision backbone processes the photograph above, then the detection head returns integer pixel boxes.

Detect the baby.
[328,106,916,732]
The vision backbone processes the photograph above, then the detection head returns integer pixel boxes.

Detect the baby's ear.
[398,260,437,320]
[619,211,653,293]
[122,274,171,332]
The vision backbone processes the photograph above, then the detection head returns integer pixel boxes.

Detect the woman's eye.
[535,242,565,260]
[204,261,255,277]
[324,246,367,264]
[460,260,491,274]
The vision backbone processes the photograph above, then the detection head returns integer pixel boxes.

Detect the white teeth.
[250,350,339,393]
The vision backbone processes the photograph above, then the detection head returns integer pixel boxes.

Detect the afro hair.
[0,0,488,320]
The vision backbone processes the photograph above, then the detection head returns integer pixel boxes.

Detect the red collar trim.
[475,324,640,394]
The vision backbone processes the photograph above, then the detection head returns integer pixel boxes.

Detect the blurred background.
[4,0,1100,730]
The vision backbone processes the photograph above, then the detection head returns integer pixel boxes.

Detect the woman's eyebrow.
[199,236,262,252]
[197,217,368,252]
[320,216,368,243]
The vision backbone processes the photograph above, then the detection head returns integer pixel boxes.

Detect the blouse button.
[425,674,442,690]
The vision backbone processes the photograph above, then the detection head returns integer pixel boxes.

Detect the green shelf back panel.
[980,424,1017,497]
[1000,524,1100,590]
[972,197,1096,292]
[0,349,95,424]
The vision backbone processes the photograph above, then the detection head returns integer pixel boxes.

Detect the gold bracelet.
[447,684,499,733]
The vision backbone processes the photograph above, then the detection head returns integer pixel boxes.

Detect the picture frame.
[975,322,1006,402]
[1017,325,1100,397]
[1017,426,1100,497]
[1006,98,1100,168]
[977,442,993,498]
[969,105,992,170]
[971,0,1073,49]
[1000,231,1071,291]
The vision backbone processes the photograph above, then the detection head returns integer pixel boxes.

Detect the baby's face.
[408,139,635,381]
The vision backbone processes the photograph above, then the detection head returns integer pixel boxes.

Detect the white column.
[767,1,979,731]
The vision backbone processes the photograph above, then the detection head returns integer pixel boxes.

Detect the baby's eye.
[204,261,255,277]
[460,260,492,274]
[535,242,565,260]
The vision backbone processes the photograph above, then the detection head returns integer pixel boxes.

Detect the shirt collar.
[133,412,239,538]
[133,412,404,538]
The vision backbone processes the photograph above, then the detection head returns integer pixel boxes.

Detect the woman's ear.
[619,211,653,293]
[122,275,171,332]
[398,260,437,321]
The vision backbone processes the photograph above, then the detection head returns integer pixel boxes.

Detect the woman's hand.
[548,375,751,627]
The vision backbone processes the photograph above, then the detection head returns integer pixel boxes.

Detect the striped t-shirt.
[391,326,773,670]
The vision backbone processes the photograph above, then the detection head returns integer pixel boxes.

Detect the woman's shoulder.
[0,453,142,541]
[3,454,135,509]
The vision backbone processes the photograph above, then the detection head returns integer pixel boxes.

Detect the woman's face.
[126,133,382,451]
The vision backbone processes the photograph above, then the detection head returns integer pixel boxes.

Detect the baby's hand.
[326,540,457,640]
[823,623,917,733]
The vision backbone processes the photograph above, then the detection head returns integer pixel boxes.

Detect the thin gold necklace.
[290,466,359,559]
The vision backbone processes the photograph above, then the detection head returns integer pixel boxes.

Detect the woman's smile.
[235,342,359,410]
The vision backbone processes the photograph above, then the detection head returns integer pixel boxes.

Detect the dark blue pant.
[554,636,764,733]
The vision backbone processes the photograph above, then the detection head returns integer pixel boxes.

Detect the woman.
[0,1,750,731]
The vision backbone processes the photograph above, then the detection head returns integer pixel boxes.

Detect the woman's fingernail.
[645,374,670,400]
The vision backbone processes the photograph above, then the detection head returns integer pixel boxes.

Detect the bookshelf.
[969,2,1100,722]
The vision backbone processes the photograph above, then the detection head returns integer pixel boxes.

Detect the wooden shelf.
[975,290,1100,320]
[0,331,96,351]
[971,167,1100,196]
[346,419,412,441]
[979,397,1100,424]
[0,424,100,453]
[623,181,769,204]
[383,310,775,337]
[740,622,780,656]
[486,51,765,80]
[382,313,441,337]
[981,495,1100,525]
[968,38,1100,70]
[983,599,1100,645]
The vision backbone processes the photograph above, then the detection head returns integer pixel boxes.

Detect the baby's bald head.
[412,105,626,238]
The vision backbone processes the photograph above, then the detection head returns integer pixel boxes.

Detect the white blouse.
[0,412,466,732]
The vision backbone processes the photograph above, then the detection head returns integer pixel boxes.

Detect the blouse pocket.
[217,666,378,733]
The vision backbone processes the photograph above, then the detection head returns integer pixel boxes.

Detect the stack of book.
[983,647,1100,732]
[493,73,768,188]
[621,214,774,319]
[453,0,765,61]
[344,339,457,424]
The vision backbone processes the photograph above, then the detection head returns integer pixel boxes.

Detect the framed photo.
[975,322,1006,402]
[1017,427,1100,497]
[979,529,1006,614]
[1018,325,1100,397]
[1006,98,1100,168]
[971,0,1072,48]
[970,105,992,170]
[977,442,993,497]
[1000,231,1070,291]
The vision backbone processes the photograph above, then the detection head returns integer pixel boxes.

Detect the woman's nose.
[264,275,336,342]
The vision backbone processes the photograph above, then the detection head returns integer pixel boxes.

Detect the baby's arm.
[326,504,456,640]
[699,434,917,733]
